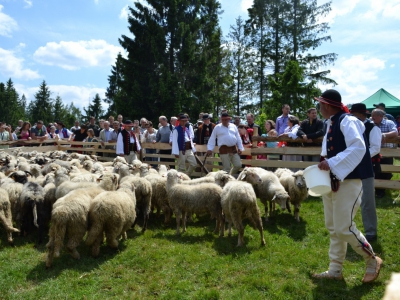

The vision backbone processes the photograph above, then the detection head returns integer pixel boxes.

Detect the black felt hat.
[350,103,369,114]
[314,89,342,108]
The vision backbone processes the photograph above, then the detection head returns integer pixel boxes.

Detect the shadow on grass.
[0,229,49,252]
[311,275,383,300]
[263,210,307,241]
[26,239,128,282]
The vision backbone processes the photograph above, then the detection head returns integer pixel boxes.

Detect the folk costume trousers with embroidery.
[220,153,242,175]
[178,150,197,176]
[322,179,374,264]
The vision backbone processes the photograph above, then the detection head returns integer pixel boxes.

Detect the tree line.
[1,0,336,128]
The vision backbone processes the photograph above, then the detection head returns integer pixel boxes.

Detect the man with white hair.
[99,121,115,157]
[156,115,175,167]
[140,118,148,135]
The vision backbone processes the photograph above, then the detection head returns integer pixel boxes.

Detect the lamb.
[238,167,290,222]
[120,175,152,232]
[114,163,134,182]
[157,164,168,176]
[41,162,62,176]
[275,169,308,222]
[0,188,20,245]
[221,181,265,247]
[206,170,236,187]
[45,187,105,268]
[113,156,128,166]
[19,181,49,244]
[86,181,137,257]
[91,162,105,174]
[166,169,223,235]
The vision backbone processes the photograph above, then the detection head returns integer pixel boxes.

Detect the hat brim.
[350,109,370,114]
[314,96,342,108]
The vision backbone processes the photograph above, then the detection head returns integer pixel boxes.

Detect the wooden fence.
[2,136,400,189]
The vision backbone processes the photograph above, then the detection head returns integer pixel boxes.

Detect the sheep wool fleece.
[322,179,374,264]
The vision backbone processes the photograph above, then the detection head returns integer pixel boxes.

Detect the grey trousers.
[361,177,378,237]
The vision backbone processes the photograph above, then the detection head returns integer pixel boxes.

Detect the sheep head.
[292,171,306,189]
[272,192,290,210]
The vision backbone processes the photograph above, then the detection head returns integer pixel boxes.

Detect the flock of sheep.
[0,149,309,268]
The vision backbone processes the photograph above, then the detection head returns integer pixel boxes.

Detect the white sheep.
[275,169,308,222]
[45,187,105,268]
[120,175,152,232]
[238,167,290,222]
[157,164,168,176]
[144,174,172,224]
[221,181,265,247]
[206,170,236,187]
[0,187,20,245]
[86,181,137,257]
[166,169,223,235]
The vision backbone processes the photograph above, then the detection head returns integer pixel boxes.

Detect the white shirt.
[321,115,366,181]
[171,127,196,155]
[365,120,381,157]
[116,131,141,155]
[284,124,300,139]
[57,128,72,139]
[207,123,244,152]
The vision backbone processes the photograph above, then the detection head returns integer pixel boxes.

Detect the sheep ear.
[147,165,151,170]
[237,172,246,180]
[24,171,32,177]
[272,195,276,201]
[96,175,103,182]
[113,174,118,183]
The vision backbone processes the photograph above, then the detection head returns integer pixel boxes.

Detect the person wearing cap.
[373,103,395,122]
[350,103,380,242]
[313,89,382,283]
[55,122,72,139]
[371,108,398,198]
[171,114,197,176]
[195,114,215,145]
[206,112,244,175]
[116,120,141,163]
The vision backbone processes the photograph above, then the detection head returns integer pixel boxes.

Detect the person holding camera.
[0,122,14,149]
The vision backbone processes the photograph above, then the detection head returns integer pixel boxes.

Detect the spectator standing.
[373,103,395,122]
[141,121,158,168]
[233,116,241,127]
[276,104,291,135]
[171,114,197,176]
[246,113,261,136]
[98,121,115,157]
[313,89,381,283]
[207,112,244,175]
[70,120,80,132]
[279,116,302,171]
[99,119,105,132]
[110,122,120,141]
[395,115,400,129]
[0,122,13,149]
[117,115,124,129]
[350,103,380,242]
[116,120,141,163]
[87,117,100,137]
[297,108,325,162]
[48,126,57,139]
[156,116,175,167]
[14,119,23,134]
[55,122,72,139]
[31,120,48,143]
[108,116,115,124]
[371,109,398,198]
[195,114,215,145]
[264,120,276,135]
[140,118,148,135]
[17,121,32,141]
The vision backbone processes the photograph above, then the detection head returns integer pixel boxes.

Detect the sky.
[1,0,400,112]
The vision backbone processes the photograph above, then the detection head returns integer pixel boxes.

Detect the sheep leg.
[227,222,232,237]
[66,238,82,260]
[105,227,120,249]
[141,211,148,233]
[253,215,266,246]
[286,199,292,213]
[218,214,225,237]
[91,232,104,257]
[233,219,244,247]
[294,204,300,222]
[46,240,55,268]
[182,211,187,233]
[163,206,172,225]
[175,210,181,235]
[264,202,269,222]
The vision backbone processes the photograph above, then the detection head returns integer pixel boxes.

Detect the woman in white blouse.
[279,116,302,170]
[141,121,158,167]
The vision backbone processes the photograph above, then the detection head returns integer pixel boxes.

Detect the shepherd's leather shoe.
[362,256,382,283]
[312,271,343,280]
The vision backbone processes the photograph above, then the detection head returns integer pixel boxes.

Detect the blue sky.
[1,0,400,112]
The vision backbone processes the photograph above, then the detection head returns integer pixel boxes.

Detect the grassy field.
[0,190,399,300]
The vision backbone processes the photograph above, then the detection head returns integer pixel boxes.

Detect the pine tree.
[227,16,255,116]
[29,80,54,124]
[83,93,104,122]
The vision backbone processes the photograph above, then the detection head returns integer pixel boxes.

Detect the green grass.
[1,193,399,300]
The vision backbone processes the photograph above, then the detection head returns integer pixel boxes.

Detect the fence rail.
[2,136,400,189]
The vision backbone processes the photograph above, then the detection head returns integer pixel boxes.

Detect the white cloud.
[390,64,395,68]
[318,55,386,104]
[119,5,129,20]
[15,84,107,110]
[241,0,252,12]
[317,0,362,24]
[24,0,32,8]
[0,5,18,37]
[369,0,400,19]
[33,40,124,70]
[0,48,40,80]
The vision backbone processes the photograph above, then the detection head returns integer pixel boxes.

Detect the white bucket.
[303,165,331,197]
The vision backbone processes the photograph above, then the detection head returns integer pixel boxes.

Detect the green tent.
[362,88,400,117]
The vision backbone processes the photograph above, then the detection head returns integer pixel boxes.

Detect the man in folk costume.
[116,120,141,163]
[313,89,382,283]
[195,114,216,145]
[171,114,197,176]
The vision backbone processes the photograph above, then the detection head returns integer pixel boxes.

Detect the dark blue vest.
[326,112,373,180]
